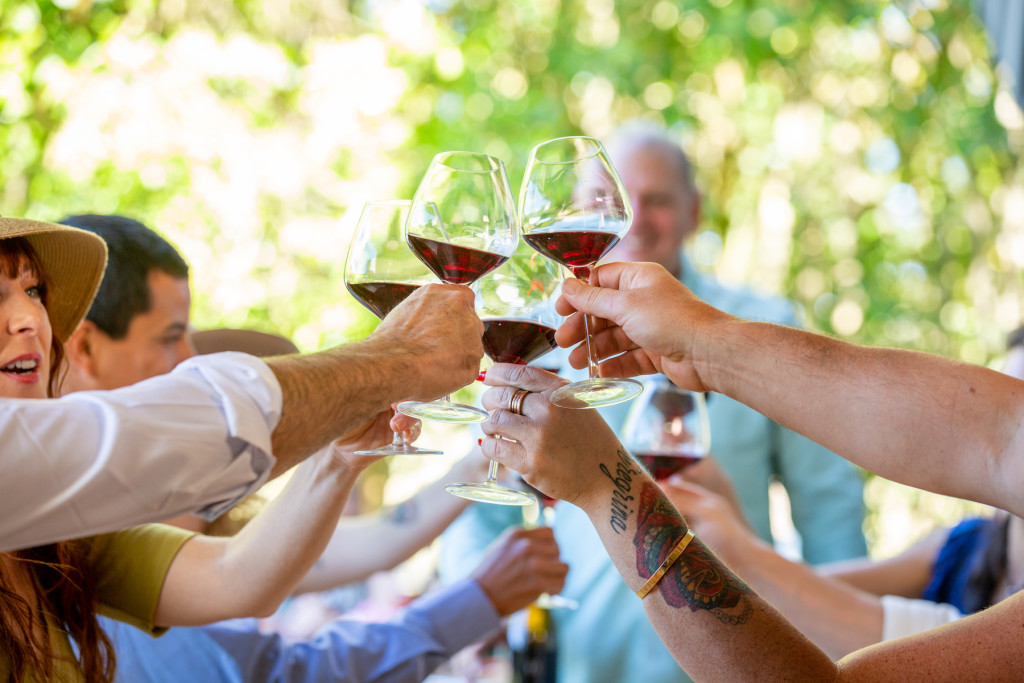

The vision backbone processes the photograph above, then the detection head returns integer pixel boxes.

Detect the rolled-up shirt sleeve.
[0,352,282,552]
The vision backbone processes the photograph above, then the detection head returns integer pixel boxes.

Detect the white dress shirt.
[1,352,281,552]
[881,594,963,640]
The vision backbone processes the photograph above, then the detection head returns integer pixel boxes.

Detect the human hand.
[322,408,419,470]
[659,475,758,564]
[471,526,568,617]
[555,262,730,392]
[480,363,625,508]
[371,283,484,400]
[676,455,746,520]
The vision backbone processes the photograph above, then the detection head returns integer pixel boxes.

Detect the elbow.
[247,593,288,620]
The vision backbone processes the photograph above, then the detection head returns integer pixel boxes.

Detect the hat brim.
[191,328,298,357]
[0,218,108,343]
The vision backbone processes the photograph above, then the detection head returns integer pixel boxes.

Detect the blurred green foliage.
[1,0,1021,544]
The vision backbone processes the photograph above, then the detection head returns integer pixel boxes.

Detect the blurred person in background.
[439,122,866,682]
[61,215,568,681]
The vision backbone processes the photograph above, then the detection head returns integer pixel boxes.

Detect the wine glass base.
[550,377,644,409]
[354,444,445,456]
[396,400,489,424]
[444,481,537,506]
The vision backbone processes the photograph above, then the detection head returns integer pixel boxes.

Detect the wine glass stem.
[577,272,600,380]
[485,460,500,485]
[392,430,409,448]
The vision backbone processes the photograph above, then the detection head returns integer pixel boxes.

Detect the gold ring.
[508,388,532,415]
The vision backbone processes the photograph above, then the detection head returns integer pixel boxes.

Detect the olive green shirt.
[0,523,195,682]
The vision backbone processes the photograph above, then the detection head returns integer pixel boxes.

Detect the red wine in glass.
[346,281,421,319]
[482,318,558,365]
[407,234,509,285]
[522,228,622,279]
[635,449,705,481]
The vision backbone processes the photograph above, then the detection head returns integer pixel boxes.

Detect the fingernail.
[477,370,487,382]
[477,437,484,446]
[563,278,581,293]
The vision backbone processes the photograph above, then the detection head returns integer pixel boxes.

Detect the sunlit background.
[2,0,1022,559]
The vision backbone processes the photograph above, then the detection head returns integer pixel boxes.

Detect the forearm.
[156,454,361,625]
[577,445,837,679]
[698,319,1024,515]
[296,463,472,593]
[267,340,416,476]
[723,538,883,659]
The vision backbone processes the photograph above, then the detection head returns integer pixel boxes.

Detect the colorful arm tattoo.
[634,480,753,625]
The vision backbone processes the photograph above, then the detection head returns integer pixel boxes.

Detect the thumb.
[561,277,621,321]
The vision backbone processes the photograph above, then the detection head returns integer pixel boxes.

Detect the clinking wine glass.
[444,245,563,506]
[344,200,444,456]
[520,136,643,410]
[621,376,711,479]
[397,151,519,424]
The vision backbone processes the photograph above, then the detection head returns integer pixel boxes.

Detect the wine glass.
[621,375,710,479]
[520,136,643,409]
[344,200,444,456]
[517,476,580,610]
[444,245,562,506]
[397,151,519,424]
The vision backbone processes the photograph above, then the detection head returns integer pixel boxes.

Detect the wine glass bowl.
[444,245,562,507]
[520,136,643,410]
[398,151,520,424]
[622,376,711,479]
[344,200,444,456]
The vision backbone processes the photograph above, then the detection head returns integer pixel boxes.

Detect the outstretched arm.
[480,364,1024,680]
[267,283,484,476]
[294,452,488,593]
[555,263,1024,519]
[154,412,398,626]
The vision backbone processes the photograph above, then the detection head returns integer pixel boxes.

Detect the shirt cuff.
[881,594,963,641]
[396,579,501,654]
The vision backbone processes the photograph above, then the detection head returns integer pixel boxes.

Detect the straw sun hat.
[0,216,108,343]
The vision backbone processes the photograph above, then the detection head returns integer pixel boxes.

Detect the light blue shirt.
[440,254,866,683]
[103,579,500,682]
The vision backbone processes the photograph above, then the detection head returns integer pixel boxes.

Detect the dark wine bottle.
[510,603,558,683]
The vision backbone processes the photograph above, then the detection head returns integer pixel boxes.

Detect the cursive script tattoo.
[635,481,752,625]
[599,449,642,534]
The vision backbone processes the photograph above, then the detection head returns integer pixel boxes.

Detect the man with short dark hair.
[59,214,196,392]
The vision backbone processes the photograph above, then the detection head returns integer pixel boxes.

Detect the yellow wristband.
[636,528,695,599]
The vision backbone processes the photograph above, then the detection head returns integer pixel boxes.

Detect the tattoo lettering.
[634,481,752,625]
[599,449,642,534]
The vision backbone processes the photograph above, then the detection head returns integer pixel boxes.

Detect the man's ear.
[65,320,102,379]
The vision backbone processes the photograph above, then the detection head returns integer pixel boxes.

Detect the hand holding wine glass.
[398,151,519,424]
[445,244,563,506]
[344,200,444,456]
[520,136,642,409]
